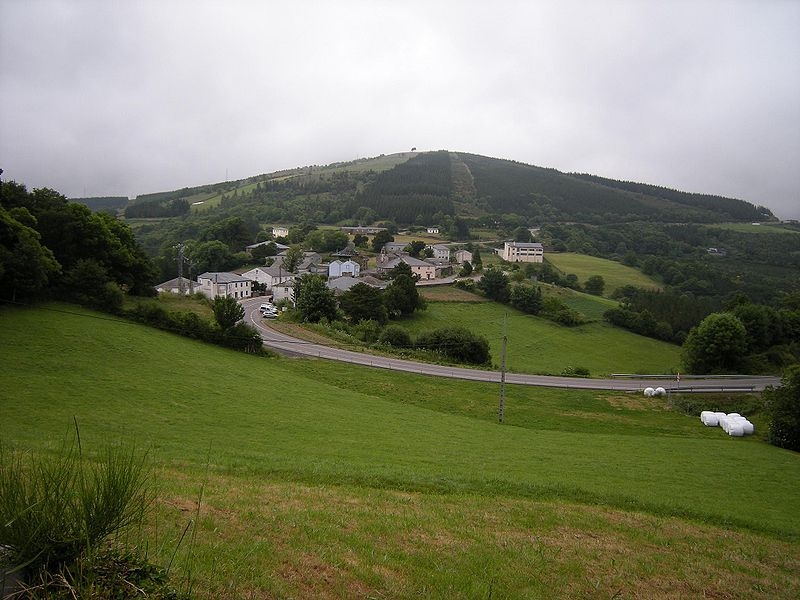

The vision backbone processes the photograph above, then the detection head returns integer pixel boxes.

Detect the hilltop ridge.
[71,150,774,225]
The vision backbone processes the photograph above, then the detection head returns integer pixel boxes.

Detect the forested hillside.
[118,150,774,230]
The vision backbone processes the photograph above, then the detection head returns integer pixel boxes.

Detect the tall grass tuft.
[0,433,151,578]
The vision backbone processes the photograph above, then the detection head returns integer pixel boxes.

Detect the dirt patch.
[605,394,662,411]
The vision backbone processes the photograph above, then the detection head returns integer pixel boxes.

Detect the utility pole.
[174,242,185,294]
[499,312,507,423]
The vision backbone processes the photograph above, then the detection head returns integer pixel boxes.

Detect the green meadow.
[1,305,798,599]
[395,298,681,376]
[545,252,661,296]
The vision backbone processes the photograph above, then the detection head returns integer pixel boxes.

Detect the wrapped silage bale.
[718,415,730,432]
[727,413,741,419]
[655,387,666,396]
[741,420,755,435]
[728,421,745,437]
[701,411,719,427]
[644,387,655,397]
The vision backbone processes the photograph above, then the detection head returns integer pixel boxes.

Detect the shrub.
[0,436,150,576]
[561,366,591,377]
[416,326,491,365]
[353,319,382,344]
[453,278,476,293]
[764,365,800,451]
[379,325,413,348]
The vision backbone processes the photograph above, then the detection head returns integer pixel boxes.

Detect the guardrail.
[610,374,774,380]
[664,386,756,394]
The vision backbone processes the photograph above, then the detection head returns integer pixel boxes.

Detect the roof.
[382,242,407,253]
[326,275,388,294]
[504,241,543,248]
[155,277,195,289]
[197,272,251,283]
[379,254,435,270]
[246,240,289,251]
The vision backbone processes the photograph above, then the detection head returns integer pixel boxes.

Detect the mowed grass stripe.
[1,305,797,540]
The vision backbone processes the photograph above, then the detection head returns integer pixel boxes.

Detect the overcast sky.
[1,0,798,219]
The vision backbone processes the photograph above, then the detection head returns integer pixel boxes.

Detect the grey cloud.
[1,0,797,218]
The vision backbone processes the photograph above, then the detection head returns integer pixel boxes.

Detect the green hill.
[121,150,771,227]
[1,304,798,598]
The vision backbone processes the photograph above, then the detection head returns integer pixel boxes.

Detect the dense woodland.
[1,182,157,308]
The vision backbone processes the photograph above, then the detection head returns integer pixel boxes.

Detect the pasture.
[392,299,681,376]
[545,252,661,296]
[1,305,798,599]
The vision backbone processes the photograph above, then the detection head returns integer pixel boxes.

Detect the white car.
[259,303,274,311]
[261,309,278,319]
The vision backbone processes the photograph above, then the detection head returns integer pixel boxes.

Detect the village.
[154,225,544,306]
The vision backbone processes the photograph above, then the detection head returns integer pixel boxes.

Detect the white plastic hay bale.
[700,410,713,423]
[654,387,666,396]
[728,422,745,437]
[741,420,755,435]
[702,412,720,427]
[644,387,655,397]
[727,413,741,419]
[718,416,730,432]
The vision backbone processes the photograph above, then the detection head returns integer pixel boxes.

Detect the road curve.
[242,298,780,392]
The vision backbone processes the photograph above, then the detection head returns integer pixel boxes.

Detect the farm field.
[545,252,661,296]
[1,304,798,598]
[391,299,681,376]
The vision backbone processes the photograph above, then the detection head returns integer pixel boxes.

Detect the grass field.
[545,253,660,296]
[1,305,798,599]
[391,299,681,376]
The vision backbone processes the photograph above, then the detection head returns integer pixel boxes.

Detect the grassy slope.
[393,299,681,375]
[1,305,798,598]
[544,252,661,296]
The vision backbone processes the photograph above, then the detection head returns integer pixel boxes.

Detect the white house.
[376,254,436,280]
[426,226,440,234]
[428,244,450,261]
[501,241,544,263]
[272,226,289,238]
[155,277,197,295]
[197,272,252,299]
[241,265,295,290]
[454,249,473,264]
[272,280,295,304]
[328,259,360,278]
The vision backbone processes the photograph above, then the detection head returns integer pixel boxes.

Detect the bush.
[353,319,382,344]
[764,365,800,451]
[379,325,413,348]
[542,298,585,327]
[453,278,476,293]
[561,366,591,377]
[0,435,150,577]
[416,326,491,365]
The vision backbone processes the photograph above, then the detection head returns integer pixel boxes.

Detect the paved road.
[242,298,780,392]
